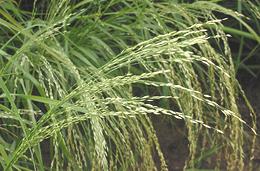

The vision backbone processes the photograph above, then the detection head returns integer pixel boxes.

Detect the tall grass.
[0,0,257,170]
[219,0,260,76]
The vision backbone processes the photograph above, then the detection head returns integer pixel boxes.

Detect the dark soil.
[238,74,260,171]
[153,73,260,171]
[152,117,189,171]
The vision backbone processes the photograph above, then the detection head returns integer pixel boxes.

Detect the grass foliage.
[219,0,260,76]
[0,0,258,170]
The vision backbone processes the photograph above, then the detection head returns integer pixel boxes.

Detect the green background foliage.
[0,0,258,170]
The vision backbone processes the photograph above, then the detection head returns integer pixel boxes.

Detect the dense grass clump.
[0,0,258,170]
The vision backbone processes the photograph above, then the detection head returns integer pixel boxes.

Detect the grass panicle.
[0,1,258,171]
